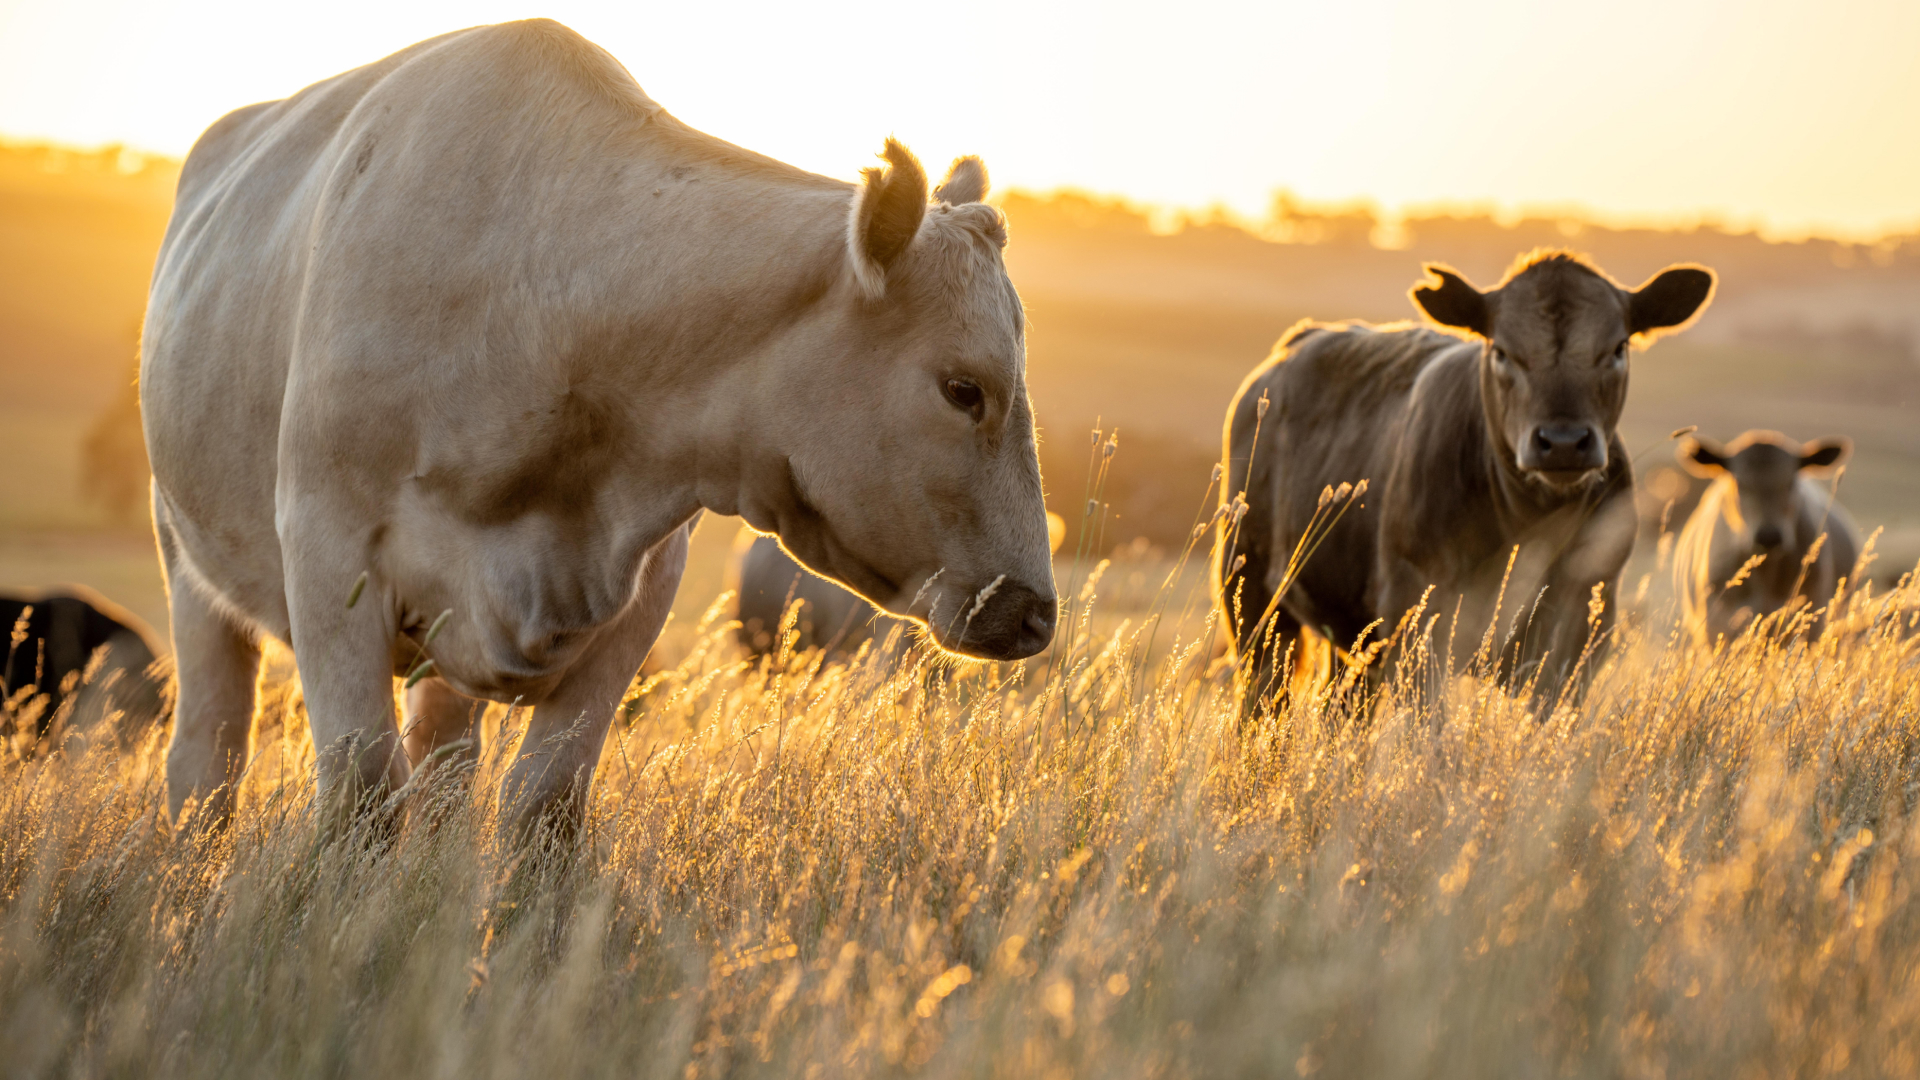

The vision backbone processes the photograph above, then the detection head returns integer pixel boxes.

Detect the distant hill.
[0,142,176,529]
[1000,191,1920,551]
[1006,190,1920,440]
[1,141,1914,561]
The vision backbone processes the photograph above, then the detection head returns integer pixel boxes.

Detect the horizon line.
[6,133,1917,250]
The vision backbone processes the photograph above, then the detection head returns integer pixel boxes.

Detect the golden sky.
[2,0,1916,239]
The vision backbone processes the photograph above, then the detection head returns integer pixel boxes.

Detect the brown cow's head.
[1412,251,1715,492]
[1679,431,1849,553]
[741,141,1056,662]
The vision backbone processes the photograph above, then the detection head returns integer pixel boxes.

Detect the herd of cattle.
[0,21,1894,837]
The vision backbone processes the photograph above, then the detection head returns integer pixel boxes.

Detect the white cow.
[141,20,1057,836]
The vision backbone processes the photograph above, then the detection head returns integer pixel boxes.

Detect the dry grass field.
[4,502,1919,1078]
[5,141,1920,1078]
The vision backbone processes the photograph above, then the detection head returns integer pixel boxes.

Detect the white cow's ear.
[1798,436,1851,473]
[847,138,928,299]
[934,156,988,205]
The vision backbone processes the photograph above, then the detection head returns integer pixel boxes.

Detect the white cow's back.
[142,20,849,669]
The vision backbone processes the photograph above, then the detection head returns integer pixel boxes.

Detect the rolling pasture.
[4,143,1920,1075]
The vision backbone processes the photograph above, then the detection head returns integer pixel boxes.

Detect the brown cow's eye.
[1609,341,1629,366]
[943,378,986,421]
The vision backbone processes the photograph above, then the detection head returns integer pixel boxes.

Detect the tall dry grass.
[3,533,1919,1078]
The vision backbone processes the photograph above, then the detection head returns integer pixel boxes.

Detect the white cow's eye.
[943,378,986,422]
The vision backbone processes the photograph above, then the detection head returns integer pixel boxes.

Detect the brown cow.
[1219,250,1714,711]
[1673,431,1859,643]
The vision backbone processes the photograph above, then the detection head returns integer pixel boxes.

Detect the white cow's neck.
[495,122,863,552]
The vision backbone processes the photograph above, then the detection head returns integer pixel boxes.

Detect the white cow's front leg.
[281,509,408,824]
[500,523,690,844]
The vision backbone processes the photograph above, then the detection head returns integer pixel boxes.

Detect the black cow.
[1,586,168,747]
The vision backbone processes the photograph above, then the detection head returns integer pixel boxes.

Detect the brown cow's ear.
[1798,436,1851,473]
[1629,265,1716,340]
[1677,435,1729,477]
[846,138,928,298]
[1410,264,1488,337]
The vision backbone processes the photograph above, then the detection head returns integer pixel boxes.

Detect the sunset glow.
[2,0,1917,239]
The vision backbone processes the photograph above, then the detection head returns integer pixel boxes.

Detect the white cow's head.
[740,141,1055,661]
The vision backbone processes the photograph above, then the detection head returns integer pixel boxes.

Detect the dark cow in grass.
[730,529,902,660]
[1219,250,1714,712]
[2,586,168,749]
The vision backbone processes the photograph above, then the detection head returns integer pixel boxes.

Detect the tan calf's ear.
[846,138,928,298]
[1677,435,1730,477]
[1410,264,1488,337]
[1798,436,1851,473]
[1629,265,1715,340]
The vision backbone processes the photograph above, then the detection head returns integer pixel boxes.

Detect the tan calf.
[1674,431,1859,643]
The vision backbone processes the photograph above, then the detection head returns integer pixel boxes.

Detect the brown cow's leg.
[1219,525,1268,709]
[1242,605,1304,719]
[1526,576,1619,714]
[499,522,690,847]
[1220,529,1304,718]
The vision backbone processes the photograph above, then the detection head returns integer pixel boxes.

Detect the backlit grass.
[3,551,1919,1078]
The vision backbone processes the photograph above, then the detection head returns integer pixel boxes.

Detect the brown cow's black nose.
[1754,524,1784,549]
[1525,424,1606,473]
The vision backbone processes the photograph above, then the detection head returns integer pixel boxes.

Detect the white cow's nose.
[1018,602,1057,655]
[945,582,1055,660]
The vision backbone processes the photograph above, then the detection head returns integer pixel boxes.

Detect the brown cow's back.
[1222,322,1474,651]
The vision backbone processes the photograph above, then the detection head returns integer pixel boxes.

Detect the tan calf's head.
[1680,431,1850,553]
[745,141,1054,661]
[1413,251,1715,492]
